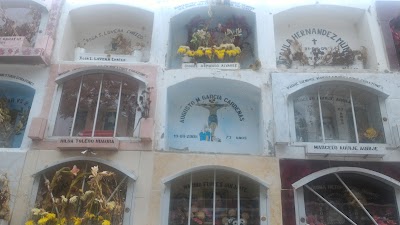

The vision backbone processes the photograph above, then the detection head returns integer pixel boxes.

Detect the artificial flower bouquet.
[177,15,251,63]
[25,165,126,225]
[360,127,383,143]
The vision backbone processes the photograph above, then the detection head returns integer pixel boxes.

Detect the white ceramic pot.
[182,55,192,63]
[74,47,85,61]
[133,50,143,62]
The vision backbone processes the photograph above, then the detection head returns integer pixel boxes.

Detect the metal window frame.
[163,169,269,225]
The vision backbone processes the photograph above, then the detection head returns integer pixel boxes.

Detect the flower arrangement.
[363,127,378,140]
[106,33,140,55]
[0,97,30,148]
[177,14,251,63]
[190,204,212,225]
[0,3,42,44]
[25,165,126,225]
[278,39,367,69]
[306,215,325,225]
[373,215,397,225]
[359,127,382,143]
[222,209,248,225]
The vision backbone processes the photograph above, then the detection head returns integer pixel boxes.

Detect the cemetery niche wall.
[274,5,377,70]
[167,78,261,154]
[169,5,257,70]
[0,0,61,64]
[59,4,153,63]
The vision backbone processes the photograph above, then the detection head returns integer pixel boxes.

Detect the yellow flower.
[234,47,241,54]
[38,217,48,225]
[46,213,56,220]
[194,49,204,57]
[106,201,116,210]
[215,49,225,60]
[25,220,35,225]
[72,217,82,225]
[177,47,186,54]
[57,218,67,225]
[186,50,195,57]
[205,48,213,59]
[177,46,189,54]
[226,50,237,57]
[84,212,96,219]
[102,220,111,225]
[364,128,378,139]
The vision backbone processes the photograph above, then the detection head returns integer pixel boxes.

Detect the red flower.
[193,218,203,224]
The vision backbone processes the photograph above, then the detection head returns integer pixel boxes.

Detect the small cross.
[312,39,317,45]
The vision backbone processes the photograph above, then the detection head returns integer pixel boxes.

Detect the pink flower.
[193,217,203,224]
[70,165,80,176]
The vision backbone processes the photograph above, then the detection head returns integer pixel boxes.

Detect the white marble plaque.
[0,37,29,48]
[182,63,240,69]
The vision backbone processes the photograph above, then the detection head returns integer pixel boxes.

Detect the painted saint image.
[197,99,228,142]
[199,126,211,141]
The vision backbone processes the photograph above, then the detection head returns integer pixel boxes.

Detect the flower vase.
[133,50,143,62]
[182,55,192,63]
[352,59,364,69]
[74,47,85,61]
[291,61,301,69]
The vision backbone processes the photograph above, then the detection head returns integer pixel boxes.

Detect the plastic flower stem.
[66,173,86,199]
[77,163,88,215]
[94,176,129,216]
[106,176,127,203]
[43,174,60,217]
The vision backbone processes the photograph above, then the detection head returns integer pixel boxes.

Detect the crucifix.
[196,99,229,139]
[312,39,317,45]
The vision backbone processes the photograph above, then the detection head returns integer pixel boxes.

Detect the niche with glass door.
[52,71,146,138]
[290,83,386,144]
